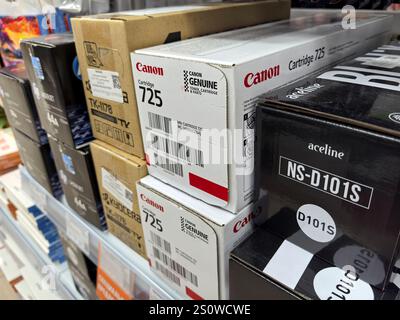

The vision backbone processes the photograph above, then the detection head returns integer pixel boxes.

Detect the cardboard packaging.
[132,12,393,213]
[0,65,47,145]
[72,0,291,158]
[20,33,93,149]
[48,136,106,230]
[229,223,400,300]
[255,42,400,292]
[91,140,147,257]
[137,175,266,300]
[60,233,98,300]
[13,129,62,198]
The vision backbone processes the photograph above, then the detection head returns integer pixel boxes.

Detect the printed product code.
[148,112,172,134]
[279,156,373,209]
[151,134,204,167]
[154,153,183,177]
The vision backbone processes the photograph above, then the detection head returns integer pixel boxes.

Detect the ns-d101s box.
[0,65,47,145]
[255,42,400,291]
[229,217,400,300]
[132,12,392,213]
[48,135,106,230]
[21,33,93,149]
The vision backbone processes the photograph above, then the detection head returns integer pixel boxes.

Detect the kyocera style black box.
[48,135,106,230]
[255,42,400,291]
[21,33,92,148]
[0,65,47,145]
[229,220,400,300]
[13,129,62,197]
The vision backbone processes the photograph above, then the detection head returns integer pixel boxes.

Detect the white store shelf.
[20,166,182,300]
[0,207,82,300]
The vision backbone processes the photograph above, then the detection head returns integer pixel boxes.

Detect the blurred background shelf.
[0,206,82,300]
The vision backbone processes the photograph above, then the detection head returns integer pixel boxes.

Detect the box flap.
[135,13,390,66]
[91,140,145,168]
[0,65,28,83]
[260,42,400,139]
[74,1,283,22]
[21,33,74,48]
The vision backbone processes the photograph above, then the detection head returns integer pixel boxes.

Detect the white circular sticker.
[389,113,400,124]
[314,267,374,300]
[333,245,385,286]
[296,204,336,243]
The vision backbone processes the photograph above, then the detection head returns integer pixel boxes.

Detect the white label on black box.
[313,267,374,300]
[87,69,123,103]
[137,185,219,300]
[101,168,133,210]
[279,156,374,209]
[296,204,336,243]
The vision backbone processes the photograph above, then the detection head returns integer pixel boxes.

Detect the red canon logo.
[233,209,262,233]
[140,194,164,212]
[136,62,164,76]
[244,65,280,88]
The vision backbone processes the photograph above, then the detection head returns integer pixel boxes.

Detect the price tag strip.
[96,243,134,300]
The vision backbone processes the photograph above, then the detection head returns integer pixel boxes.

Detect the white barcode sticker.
[87,68,123,103]
[363,55,400,69]
[66,215,90,256]
[101,168,133,210]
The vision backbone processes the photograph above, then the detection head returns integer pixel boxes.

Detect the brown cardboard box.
[72,1,290,158]
[90,140,147,257]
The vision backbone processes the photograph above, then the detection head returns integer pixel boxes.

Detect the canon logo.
[140,194,164,212]
[244,65,280,88]
[233,211,259,233]
[136,62,164,76]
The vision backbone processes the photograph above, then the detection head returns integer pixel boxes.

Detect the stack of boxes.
[130,12,393,299]
[229,42,400,300]
[1,1,399,301]
[20,33,106,230]
[71,0,291,262]
[0,64,62,198]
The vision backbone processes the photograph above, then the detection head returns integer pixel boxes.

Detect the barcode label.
[112,75,121,89]
[153,247,198,287]
[150,231,171,254]
[155,261,181,286]
[154,153,183,177]
[148,112,172,134]
[151,134,204,167]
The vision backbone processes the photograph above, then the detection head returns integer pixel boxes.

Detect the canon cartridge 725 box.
[255,42,400,291]
[132,12,392,213]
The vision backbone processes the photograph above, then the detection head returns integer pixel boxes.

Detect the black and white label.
[279,156,374,209]
[296,204,336,243]
[87,69,123,103]
[151,134,204,168]
[313,267,374,300]
[101,168,133,210]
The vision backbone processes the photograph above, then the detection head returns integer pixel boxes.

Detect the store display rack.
[20,166,183,300]
[0,207,82,300]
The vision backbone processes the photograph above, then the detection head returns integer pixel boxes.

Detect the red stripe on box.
[189,173,228,202]
[145,153,150,166]
[186,287,204,300]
